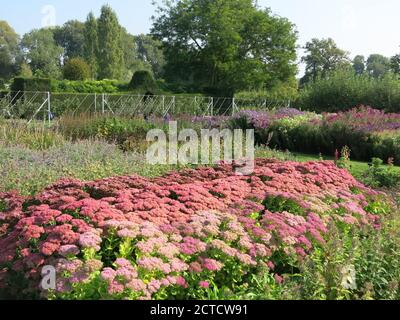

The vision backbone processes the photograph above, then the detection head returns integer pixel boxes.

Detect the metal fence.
[0,91,291,122]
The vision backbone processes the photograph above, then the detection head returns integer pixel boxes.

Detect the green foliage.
[362,158,400,188]
[286,213,400,300]
[297,69,400,113]
[263,195,305,216]
[301,38,350,85]
[51,79,125,93]
[135,34,165,79]
[63,58,91,80]
[235,78,299,101]
[20,28,64,79]
[335,146,351,170]
[152,0,297,96]
[390,54,400,75]
[84,12,99,79]
[97,5,124,80]
[11,77,51,92]
[129,70,157,92]
[18,63,33,78]
[353,55,365,75]
[366,54,391,78]
[0,20,20,80]
[53,20,85,59]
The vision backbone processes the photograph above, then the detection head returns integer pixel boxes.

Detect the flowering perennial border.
[0,159,385,299]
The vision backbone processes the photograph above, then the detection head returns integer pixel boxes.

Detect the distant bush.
[296,69,400,112]
[63,58,91,81]
[51,79,128,93]
[235,79,299,102]
[129,70,158,93]
[362,158,400,188]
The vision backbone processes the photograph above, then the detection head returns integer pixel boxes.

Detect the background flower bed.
[227,106,400,165]
[1,159,395,300]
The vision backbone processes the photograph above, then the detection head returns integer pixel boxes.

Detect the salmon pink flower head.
[199,281,210,289]
[175,276,188,288]
[200,258,223,271]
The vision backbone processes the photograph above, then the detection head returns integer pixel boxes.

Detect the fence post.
[47,92,51,123]
[172,96,176,114]
[102,93,105,114]
[94,93,97,113]
[210,97,214,116]
[232,97,236,116]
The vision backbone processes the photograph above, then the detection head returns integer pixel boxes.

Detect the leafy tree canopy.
[53,20,85,59]
[301,38,350,85]
[366,54,390,78]
[152,0,298,96]
[0,20,20,79]
[21,28,64,79]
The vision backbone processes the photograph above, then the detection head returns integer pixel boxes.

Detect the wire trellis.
[0,91,291,123]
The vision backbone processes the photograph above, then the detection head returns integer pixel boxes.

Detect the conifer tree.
[97,5,124,80]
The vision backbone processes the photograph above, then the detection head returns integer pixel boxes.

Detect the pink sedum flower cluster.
[0,159,385,299]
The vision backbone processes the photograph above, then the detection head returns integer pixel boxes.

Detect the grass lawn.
[292,152,400,179]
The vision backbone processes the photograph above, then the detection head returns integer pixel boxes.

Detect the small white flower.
[341,265,357,290]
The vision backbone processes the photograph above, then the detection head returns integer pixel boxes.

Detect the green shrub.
[297,69,400,113]
[286,211,400,300]
[129,70,158,93]
[362,158,400,188]
[63,58,91,81]
[51,79,127,93]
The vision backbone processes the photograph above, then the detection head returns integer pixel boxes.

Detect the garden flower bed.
[0,159,388,300]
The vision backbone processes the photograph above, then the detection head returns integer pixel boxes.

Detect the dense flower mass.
[191,106,400,134]
[0,159,386,299]
[322,106,400,133]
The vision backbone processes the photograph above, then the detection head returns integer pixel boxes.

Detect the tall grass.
[0,119,65,150]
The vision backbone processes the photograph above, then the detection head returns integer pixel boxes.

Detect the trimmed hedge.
[11,77,51,93]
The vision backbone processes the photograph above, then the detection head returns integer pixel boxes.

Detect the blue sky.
[1,0,400,61]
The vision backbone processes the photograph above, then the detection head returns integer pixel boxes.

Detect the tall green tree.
[152,0,297,96]
[353,55,365,75]
[135,34,165,78]
[390,54,400,75]
[21,28,64,78]
[121,27,138,81]
[366,54,390,78]
[301,38,350,84]
[84,12,99,79]
[53,20,85,59]
[97,5,124,80]
[0,20,20,80]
